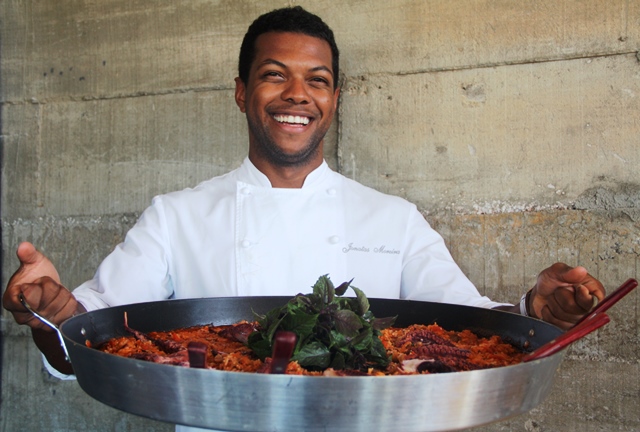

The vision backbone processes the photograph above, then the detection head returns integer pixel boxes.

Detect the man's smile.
[273,114,311,126]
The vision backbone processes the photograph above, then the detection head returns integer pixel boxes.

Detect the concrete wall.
[2,0,639,430]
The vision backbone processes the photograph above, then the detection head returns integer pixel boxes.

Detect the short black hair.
[238,6,340,89]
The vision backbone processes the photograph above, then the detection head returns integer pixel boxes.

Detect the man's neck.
[249,155,322,188]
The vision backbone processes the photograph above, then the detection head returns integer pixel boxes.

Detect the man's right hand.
[3,242,78,330]
[3,242,83,374]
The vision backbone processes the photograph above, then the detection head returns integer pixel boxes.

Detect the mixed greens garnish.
[247,275,396,371]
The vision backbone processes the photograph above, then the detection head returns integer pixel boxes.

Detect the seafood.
[97,320,524,375]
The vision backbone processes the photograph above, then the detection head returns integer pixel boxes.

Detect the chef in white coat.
[4,7,605,428]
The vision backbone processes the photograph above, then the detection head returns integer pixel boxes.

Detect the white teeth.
[274,115,310,125]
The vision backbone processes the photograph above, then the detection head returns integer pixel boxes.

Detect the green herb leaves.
[247,275,396,371]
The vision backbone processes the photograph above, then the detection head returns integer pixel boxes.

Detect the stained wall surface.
[1,1,639,431]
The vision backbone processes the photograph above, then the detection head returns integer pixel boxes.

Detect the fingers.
[537,286,591,330]
[537,264,586,294]
[5,287,51,330]
[3,277,77,331]
[573,283,600,311]
[538,307,574,331]
[550,264,605,296]
[531,263,607,329]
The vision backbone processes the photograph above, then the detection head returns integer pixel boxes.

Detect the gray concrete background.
[1,0,639,431]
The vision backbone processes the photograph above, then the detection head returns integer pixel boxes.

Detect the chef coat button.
[329,235,340,244]
[241,187,251,195]
[327,188,336,196]
[241,240,251,248]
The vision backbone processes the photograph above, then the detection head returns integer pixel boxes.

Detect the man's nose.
[281,78,309,104]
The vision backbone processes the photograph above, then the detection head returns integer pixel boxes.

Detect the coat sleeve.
[72,195,175,311]
[399,208,510,309]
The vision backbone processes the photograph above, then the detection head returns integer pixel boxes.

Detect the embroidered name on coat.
[342,243,400,255]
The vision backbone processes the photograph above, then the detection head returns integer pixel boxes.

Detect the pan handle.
[19,293,71,362]
[524,278,638,363]
[522,312,609,362]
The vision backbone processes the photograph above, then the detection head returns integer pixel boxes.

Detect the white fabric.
[73,157,500,310]
[42,354,77,380]
[66,157,506,431]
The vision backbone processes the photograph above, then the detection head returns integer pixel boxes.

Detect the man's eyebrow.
[259,58,287,69]
[258,59,333,78]
[309,65,333,77]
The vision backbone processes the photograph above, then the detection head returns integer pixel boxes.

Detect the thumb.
[16,241,42,266]
[559,265,588,285]
[11,242,61,285]
[540,263,587,288]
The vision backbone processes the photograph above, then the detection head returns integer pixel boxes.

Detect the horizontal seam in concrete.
[355,49,640,78]
[0,84,235,106]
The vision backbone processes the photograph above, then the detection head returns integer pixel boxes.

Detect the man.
[4,5,604,422]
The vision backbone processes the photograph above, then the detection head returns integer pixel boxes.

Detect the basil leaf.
[371,315,397,331]
[330,352,346,370]
[351,285,370,316]
[281,309,318,337]
[312,274,334,304]
[293,341,331,369]
[367,337,391,366]
[333,309,363,338]
[351,327,373,351]
[334,278,353,296]
[328,329,350,349]
[247,333,273,361]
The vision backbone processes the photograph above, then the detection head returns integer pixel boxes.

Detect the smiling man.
[4,6,605,432]
[236,20,340,186]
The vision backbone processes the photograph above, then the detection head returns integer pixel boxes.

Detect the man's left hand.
[529,263,606,330]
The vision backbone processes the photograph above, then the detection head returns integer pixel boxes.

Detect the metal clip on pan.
[523,278,638,362]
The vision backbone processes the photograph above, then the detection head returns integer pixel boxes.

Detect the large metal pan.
[58,297,566,432]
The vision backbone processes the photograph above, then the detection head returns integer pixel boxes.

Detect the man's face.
[235,32,340,168]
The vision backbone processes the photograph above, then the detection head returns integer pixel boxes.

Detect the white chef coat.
[61,157,506,432]
[73,157,500,310]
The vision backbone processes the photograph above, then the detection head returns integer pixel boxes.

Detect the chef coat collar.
[238,157,332,189]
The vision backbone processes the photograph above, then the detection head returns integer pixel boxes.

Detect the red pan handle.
[523,312,610,362]
[523,278,638,362]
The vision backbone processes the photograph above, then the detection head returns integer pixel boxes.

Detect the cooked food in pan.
[97,276,524,374]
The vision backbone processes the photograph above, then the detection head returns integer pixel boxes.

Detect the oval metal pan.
[61,297,564,432]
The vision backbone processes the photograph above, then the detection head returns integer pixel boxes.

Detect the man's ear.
[234,77,246,113]
[333,87,340,111]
